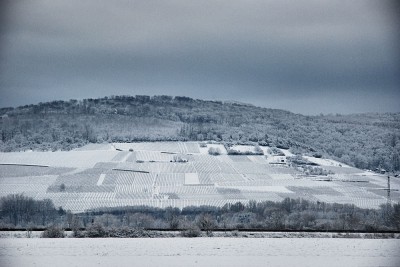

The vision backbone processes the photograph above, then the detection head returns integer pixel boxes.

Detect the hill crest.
[0,95,399,172]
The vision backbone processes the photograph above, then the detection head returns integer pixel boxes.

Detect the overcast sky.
[0,0,399,115]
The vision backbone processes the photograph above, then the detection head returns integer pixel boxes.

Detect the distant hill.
[0,95,399,171]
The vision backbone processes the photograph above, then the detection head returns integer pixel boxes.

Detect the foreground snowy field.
[1,238,399,267]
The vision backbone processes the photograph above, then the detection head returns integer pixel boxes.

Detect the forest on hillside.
[0,95,399,172]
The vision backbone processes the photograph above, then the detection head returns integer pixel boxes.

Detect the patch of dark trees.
[1,194,400,237]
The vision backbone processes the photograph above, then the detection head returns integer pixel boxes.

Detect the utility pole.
[387,175,391,208]
[377,174,399,223]
[382,174,399,207]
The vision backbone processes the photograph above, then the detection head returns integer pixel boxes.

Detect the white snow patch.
[247,156,267,163]
[266,156,287,164]
[230,145,255,153]
[198,143,227,155]
[96,174,106,186]
[220,185,292,193]
[74,143,115,151]
[303,156,351,168]
[185,173,200,185]
[0,151,119,168]
[269,173,294,180]
[280,149,294,157]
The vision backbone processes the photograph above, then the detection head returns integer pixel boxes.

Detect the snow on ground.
[0,142,398,211]
[259,146,271,155]
[113,142,201,154]
[96,174,106,186]
[184,173,200,185]
[74,143,115,151]
[230,145,255,153]
[0,151,119,168]
[279,149,294,157]
[219,185,293,193]
[266,156,287,164]
[0,238,399,267]
[198,143,227,155]
[303,156,351,168]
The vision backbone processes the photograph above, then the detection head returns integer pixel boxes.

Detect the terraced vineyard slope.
[0,142,398,212]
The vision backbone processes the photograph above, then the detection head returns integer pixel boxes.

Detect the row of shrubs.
[41,226,399,239]
[41,224,207,238]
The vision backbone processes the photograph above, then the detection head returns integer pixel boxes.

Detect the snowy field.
[0,142,398,212]
[0,238,399,267]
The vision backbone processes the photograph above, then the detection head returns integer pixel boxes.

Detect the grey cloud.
[0,0,399,114]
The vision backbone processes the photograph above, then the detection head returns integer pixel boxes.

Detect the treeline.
[1,95,399,171]
[1,194,399,233]
[0,194,64,227]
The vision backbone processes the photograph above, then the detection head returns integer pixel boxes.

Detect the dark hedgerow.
[180,226,202,237]
[85,223,107,237]
[41,225,65,238]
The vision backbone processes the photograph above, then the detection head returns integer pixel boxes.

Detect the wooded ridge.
[1,95,399,172]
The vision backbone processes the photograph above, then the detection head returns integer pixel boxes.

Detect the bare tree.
[197,213,216,235]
